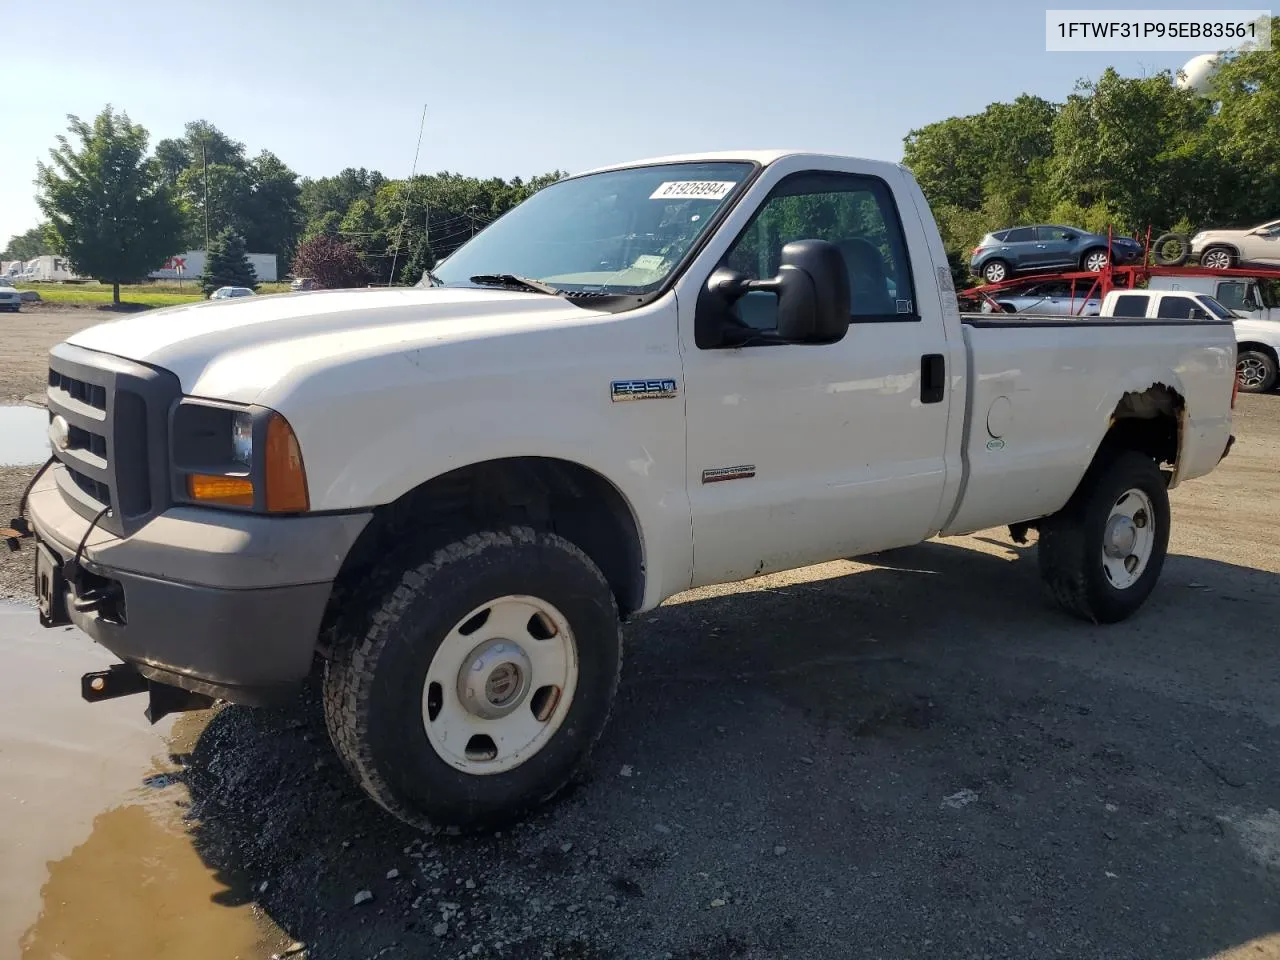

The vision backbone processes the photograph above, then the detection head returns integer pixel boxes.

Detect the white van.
[1147,275,1278,323]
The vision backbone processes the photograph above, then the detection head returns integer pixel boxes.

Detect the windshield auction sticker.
[649,181,737,201]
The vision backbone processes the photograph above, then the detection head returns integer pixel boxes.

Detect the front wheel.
[1237,349,1278,393]
[322,526,622,832]
[1201,246,1235,270]
[1037,451,1170,623]
[1081,248,1109,272]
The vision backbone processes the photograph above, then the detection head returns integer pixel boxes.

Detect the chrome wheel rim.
[1085,252,1108,271]
[1101,488,1155,590]
[1237,356,1268,389]
[984,262,1006,282]
[1203,250,1232,270]
[422,595,579,775]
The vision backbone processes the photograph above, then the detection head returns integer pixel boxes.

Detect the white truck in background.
[1101,285,1279,393]
[23,149,1237,833]
[148,250,279,283]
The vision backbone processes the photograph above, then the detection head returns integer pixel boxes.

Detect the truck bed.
[941,311,1236,536]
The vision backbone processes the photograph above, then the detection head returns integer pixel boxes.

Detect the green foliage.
[199,227,258,295]
[292,235,368,289]
[2,223,57,261]
[904,22,1280,276]
[36,105,184,305]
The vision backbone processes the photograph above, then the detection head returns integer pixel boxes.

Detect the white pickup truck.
[1140,278,1280,393]
[23,150,1237,832]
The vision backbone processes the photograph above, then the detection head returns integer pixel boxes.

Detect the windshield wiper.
[469,274,562,296]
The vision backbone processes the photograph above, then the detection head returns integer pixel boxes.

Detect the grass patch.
[14,280,294,308]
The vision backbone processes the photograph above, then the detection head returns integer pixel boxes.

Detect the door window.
[1003,227,1035,243]
[719,170,917,332]
[1035,227,1075,242]
[1156,296,1207,320]
[1216,282,1253,310]
[1110,294,1150,318]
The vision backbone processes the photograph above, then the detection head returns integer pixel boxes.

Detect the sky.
[0,0,1224,246]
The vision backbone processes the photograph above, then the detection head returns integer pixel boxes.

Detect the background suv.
[970,224,1144,283]
[1191,219,1280,269]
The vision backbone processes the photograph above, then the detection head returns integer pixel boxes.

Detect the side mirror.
[702,238,851,347]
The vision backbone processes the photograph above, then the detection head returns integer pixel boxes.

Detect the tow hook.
[81,663,216,724]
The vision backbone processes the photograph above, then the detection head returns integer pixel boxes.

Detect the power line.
[388,103,427,287]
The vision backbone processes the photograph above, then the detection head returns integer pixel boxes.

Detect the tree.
[292,235,368,289]
[36,105,184,306]
[200,227,258,295]
[2,224,56,261]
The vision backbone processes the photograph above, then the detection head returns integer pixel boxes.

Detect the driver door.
[678,163,954,587]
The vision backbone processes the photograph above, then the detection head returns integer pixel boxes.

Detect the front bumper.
[28,466,370,705]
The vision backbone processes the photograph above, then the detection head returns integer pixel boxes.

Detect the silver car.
[209,286,256,300]
[979,279,1102,316]
[0,277,21,312]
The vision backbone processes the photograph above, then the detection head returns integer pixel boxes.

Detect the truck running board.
[81,663,216,724]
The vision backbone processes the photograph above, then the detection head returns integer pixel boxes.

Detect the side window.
[1004,227,1035,243]
[1035,227,1073,242]
[1216,282,1250,310]
[1111,294,1150,318]
[1156,296,1195,320]
[721,170,917,326]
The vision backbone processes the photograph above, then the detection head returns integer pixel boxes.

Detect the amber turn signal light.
[188,474,254,506]
[264,411,309,512]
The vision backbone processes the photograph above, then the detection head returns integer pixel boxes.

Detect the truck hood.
[65,287,611,402]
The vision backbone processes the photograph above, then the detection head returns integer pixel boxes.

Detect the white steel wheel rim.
[1204,250,1231,269]
[1101,488,1156,590]
[1086,252,1108,271]
[985,263,1006,282]
[422,595,579,775]
[1238,356,1267,388]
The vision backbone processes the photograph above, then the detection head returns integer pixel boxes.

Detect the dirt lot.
[2,306,1279,959]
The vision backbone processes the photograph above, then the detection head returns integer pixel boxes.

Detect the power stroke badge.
[610,378,679,402]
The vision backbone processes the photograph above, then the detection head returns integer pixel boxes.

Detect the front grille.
[45,343,181,537]
[49,370,108,410]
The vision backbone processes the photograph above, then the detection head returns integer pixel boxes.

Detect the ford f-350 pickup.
[22,150,1237,831]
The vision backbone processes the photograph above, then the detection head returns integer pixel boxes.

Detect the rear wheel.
[322,526,622,832]
[1237,349,1278,393]
[982,260,1011,283]
[1038,451,1170,623]
[1201,246,1235,270]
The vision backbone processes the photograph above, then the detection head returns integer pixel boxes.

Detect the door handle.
[921,354,945,404]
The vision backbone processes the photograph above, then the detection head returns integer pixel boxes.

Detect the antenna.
[388,103,427,287]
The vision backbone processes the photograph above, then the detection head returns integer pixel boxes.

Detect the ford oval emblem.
[49,414,71,452]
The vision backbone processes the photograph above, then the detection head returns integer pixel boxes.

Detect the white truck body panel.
[56,150,1237,614]
[147,250,279,282]
[21,255,84,282]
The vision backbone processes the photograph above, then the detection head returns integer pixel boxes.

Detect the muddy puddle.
[0,406,49,467]
[0,602,290,959]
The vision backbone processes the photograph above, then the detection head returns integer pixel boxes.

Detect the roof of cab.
[571,150,903,179]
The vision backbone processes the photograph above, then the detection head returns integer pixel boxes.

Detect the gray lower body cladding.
[28,466,371,705]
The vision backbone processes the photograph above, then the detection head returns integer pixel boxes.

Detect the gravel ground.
[3,308,1280,958]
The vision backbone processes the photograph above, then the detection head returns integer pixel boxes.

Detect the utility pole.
[202,143,210,252]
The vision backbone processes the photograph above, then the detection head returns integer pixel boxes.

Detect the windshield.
[1196,295,1236,320]
[428,161,755,295]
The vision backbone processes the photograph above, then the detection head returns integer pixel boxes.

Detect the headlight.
[231,412,253,465]
[170,399,309,513]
